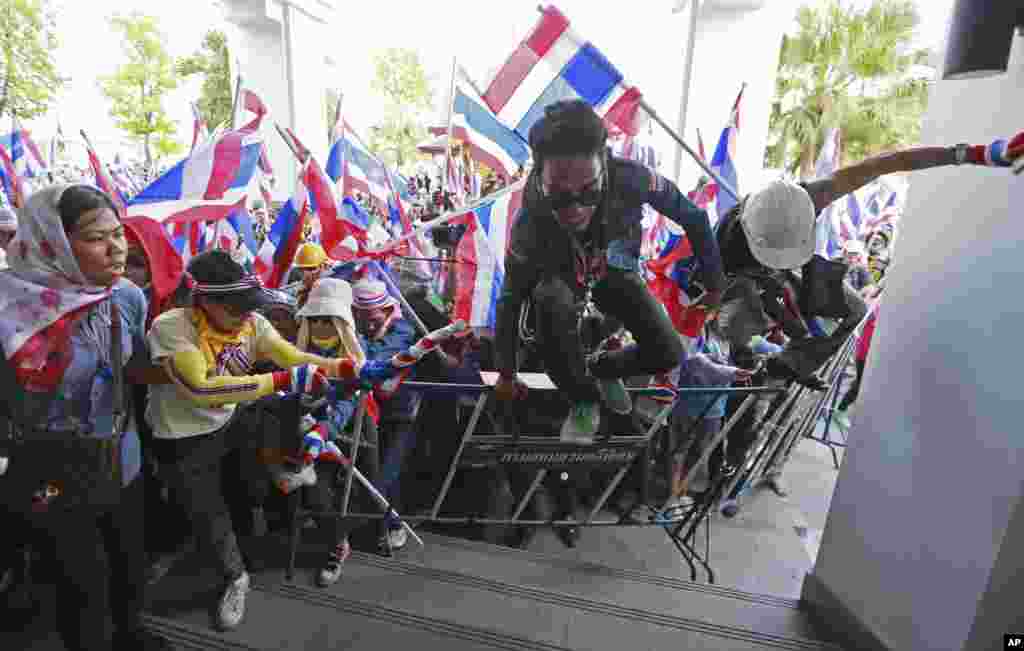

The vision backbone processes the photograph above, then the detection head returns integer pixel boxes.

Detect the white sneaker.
[387,527,409,551]
[216,571,250,631]
[560,402,600,443]
[316,539,351,587]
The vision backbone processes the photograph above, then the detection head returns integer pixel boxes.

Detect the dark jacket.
[494,156,725,376]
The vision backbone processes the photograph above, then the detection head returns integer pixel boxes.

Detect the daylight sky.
[34,0,956,161]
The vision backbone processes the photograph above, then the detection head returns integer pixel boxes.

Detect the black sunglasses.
[543,176,604,212]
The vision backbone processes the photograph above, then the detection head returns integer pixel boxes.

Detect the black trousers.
[533,269,683,404]
[18,476,147,651]
[150,412,270,583]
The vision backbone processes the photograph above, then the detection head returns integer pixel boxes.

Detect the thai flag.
[225,207,259,259]
[452,180,525,330]
[191,102,210,152]
[429,70,529,179]
[709,86,743,220]
[2,118,47,178]
[279,126,362,260]
[0,145,24,208]
[127,125,263,224]
[256,163,310,288]
[483,5,646,140]
[85,144,128,217]
[645,228,707,340]
[813,127,843,259]
[326,119,392,208]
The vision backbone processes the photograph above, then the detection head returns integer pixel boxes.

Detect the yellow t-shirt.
[146,309,279,439]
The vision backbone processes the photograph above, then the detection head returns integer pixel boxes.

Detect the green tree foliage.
[368,48,432,171]
[0,0,62,119]
[176,29,232,131]
[98,13,181,172]
[766,0,931,177]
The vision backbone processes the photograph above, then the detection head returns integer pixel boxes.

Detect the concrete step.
[404,530,834,643]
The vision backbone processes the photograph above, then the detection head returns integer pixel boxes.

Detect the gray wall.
[805,32,1024,651]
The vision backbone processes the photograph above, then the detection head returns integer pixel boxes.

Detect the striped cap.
[352,279,398,311]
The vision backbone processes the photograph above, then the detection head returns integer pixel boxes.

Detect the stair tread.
[145,558,841,651]
[393,531,831,642]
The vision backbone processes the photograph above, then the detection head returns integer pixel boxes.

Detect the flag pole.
[273,123,308,164]
[442,55,458,195]
[528,4,739,203]
[231,72,243,130]
[456,65,486,102]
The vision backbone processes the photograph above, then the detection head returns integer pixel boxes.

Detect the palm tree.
[765,0,931,178]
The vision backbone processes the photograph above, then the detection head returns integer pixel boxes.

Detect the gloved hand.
[764,356,827,391]
[273,363,330,397]
[968,132,1024,167]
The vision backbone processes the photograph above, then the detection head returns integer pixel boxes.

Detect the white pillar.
[802,31,1024,651]
[222,0,336,200]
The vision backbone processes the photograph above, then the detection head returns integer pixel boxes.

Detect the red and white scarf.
[0,185,113,391]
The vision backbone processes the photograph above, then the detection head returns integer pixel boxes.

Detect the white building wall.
[224,0,336,200]
[806,31,1024,651]
[673,0,796,193]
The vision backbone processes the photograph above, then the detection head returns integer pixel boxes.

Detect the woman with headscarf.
[0,185,168,650]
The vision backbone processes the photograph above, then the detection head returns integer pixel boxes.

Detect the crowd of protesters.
[0,97,1019,651]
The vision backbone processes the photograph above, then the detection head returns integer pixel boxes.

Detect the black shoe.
[146,537,195,586]
[513,526,537,550]
[555,525,579,548]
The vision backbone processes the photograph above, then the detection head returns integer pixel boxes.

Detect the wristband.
[272,370,290,393]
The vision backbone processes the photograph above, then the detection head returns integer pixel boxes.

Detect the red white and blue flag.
[452,180,525,330]
[326,118,396,210]
[709,86,743,221]
[429,69,530,179]
[279,126,361,259]
[126,123,264,225]
[256,163,311,288]
[85,141,128,217]
[483,5,646,140]
[0,145,25,208]
[2,118,47,179]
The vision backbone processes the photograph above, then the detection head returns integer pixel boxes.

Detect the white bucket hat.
[296,278,354,326]
[740,180,816,270]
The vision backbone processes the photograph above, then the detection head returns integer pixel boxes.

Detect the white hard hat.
[740,180,816,270]
[296,278,354,326]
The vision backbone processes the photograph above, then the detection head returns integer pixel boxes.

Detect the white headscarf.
[0,185,113,390]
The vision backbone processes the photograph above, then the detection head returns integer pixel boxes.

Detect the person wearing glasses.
[493,100,726,441]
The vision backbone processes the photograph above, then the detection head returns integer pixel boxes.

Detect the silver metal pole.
[672,0,700,185]
[442,55,458,194]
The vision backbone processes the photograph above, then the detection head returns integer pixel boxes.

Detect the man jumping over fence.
[493,100,726,441]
